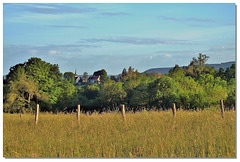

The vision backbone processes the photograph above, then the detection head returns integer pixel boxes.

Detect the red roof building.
[88,75,100,84]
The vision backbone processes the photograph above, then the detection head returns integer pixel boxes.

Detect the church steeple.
[75,69,78,77]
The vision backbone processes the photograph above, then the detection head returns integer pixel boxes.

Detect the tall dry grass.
[3,109,235,158]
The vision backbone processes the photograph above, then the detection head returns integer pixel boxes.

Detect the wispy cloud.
[5,3,97,15]
[159,15,217,23]
[28,4,97,14]
[208,45,235,52]
[101,12,130,16]
[3,45,151,75]
[4,44,99,57]
[156,50,198,54]
[81,37,193,45]
[46,25,87,29]
[3,43,101,74]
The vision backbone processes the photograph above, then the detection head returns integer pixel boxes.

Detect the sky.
[3,3,236,75]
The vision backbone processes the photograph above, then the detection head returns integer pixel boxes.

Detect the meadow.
[3,109,235,158]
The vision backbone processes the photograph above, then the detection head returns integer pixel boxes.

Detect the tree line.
[3,53,235,113]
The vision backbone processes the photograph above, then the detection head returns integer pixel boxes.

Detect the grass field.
[3,109,235,158]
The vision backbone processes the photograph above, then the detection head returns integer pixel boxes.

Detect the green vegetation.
[3,110,235,157]
[3,53,236,158]
[63,72,75,84]
[83,72,88,83]
[93,69,108,83]
[3,53,235,113]
[3,57,76,113]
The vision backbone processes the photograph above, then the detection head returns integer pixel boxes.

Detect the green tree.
[118,68,127,82]
[93,69,107,82]
[5,63,25,83]
[197,74,227,107]
[148,75,179,110]
[64,72,75,84]
[4,57,76,113]
[83,72,88,82]
[84,83,100,100]
[177,77,200,110]
[4,68,40,113]
[202,66,216,76]
[169,65,186,79]
[217,68,226,80]
[130,83,149,108]
[118,66,139,82]
[189,53,209,77]
[100,79,127,109]
[56,80,77,112]
[124,73,157,107]
[110,76,117,82]
[225,64,235,82]
[24,57,63,106]
[123,75,143,105]
[225,78,235,109]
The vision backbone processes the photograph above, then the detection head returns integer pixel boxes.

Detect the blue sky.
[3,3,235,75]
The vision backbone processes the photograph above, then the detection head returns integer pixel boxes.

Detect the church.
[74,69,100,84]
[74,69,81,84]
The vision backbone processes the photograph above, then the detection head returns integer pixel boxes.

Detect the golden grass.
[3,109,235,158]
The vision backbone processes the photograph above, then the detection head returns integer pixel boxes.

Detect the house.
[74,69,101,84]
[88,75,100,84]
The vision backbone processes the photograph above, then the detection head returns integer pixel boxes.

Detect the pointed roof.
[75,68,78,78]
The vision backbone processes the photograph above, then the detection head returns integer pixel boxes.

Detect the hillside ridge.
[143,61,235,74]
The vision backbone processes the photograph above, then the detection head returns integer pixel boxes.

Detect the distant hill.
[143,67,172,74]
[143,61,236,74]
[205,61,235,70]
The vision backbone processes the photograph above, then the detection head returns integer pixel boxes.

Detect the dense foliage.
[3,54,235,113]
[3,58,76,113]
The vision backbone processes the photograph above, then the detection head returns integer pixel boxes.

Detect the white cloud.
[208,45,235,52]
[165,54,172,58]
[48,50,58,55]
[82,36,193,45]
[29,49,38,55]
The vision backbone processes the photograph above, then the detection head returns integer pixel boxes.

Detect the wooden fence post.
[77,104,80,123]
[232,105,235,111]
[20,108,22,118]
[121,104,126,121]
[35,104,39,125]
[220,100,224,118]
[172,103,176,118]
